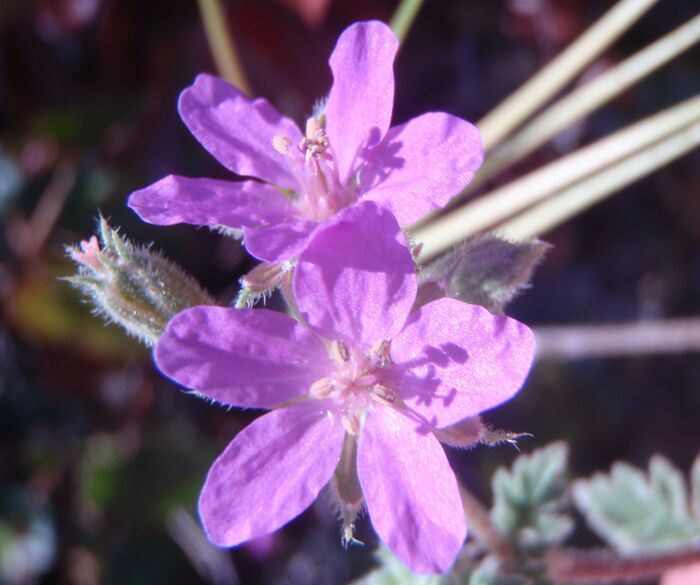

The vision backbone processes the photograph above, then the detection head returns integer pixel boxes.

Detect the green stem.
[389,0,426,44]
[196,0,252,95]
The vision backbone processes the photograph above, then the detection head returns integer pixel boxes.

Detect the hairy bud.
[65,216,214,346]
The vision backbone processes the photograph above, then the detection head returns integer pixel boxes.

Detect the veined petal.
[179,74,302,189]
[199,401,345,546]
[294,201,416,347]
[326,21,398,185]
[243,220,318,263]
[155,306,332,409]
[128,175,294,228]
[392,299,535,428]
[361,112,483,225]
[358,407,466,574]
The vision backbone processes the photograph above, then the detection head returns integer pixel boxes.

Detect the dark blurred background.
[1,0,699,583]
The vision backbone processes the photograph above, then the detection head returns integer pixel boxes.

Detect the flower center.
[272,116,354,222]
[309,340,396,434]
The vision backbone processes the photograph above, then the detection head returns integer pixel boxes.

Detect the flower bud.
[66,216,214,346]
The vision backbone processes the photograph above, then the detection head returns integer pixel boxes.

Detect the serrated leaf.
[490,443,572,553]
[418,235,549,312]
[468,557,526,585]
[350,547,447,585]
[691,454,700,519]
[573,455,700,556]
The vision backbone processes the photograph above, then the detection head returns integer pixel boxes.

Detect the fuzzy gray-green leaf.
[573,455,700,555]
[490,443,572,554]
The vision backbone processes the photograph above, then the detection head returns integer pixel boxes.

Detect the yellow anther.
[370,384,396,406]
[369,340,392,368]
[309,377,334,398]
[272,135,292,154]
[330,340,351,364]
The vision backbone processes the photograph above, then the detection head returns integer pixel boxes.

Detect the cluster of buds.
[66,216,213,346]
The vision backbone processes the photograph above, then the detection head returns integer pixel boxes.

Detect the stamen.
[330,340,351,364]
[298,117,330,161]
[272,135,292,154]
[309,377,334,398]
[369,340,392,368]
[370,384,396,406]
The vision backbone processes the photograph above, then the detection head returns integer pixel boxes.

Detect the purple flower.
[154,202,535,573]
[128,21,482,263]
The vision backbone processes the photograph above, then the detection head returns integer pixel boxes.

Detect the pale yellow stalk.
[480,13,700,182]
[196,0,252,95]
[500,120,700,239]
[411,93,700,260]
[478,0,659,150]
[390,0,426,43]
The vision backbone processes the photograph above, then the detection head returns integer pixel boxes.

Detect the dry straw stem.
[411,93,700,261]
[501,119,700,239]
[479,12,700,184]
[196,0,252,95]
[389,0,425,44]
[535,316,700,360]
[478,0,659,151]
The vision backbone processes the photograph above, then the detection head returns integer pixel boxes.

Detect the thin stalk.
[410,93,700,261]
[535,316,700,360]
[478,0,659,150]
[546,547,700,583]
[196,0,252,95]
[480,12,700,183]
[389,0,426,44]
[500,120,700,239]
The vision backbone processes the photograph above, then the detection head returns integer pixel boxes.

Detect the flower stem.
[478,0,660,151]
[546,547,700,583]
[458,485,513,561]
[196,0,252,95]
[389,0,425,44]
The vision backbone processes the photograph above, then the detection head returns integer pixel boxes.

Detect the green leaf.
[350,547,447,585]
[468,557,527,585]
[573,455,700,555]
[418,235,549,312]
[490,442,572,553]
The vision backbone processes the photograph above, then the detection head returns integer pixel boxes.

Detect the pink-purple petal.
[128,175,294,228]
[358,406,466,574]
[179,74,302,189]
[155,306,332,409]
[360,112,483,225]
[326,21,398,185]
[294,200,416,347]
[392,299,535,428]
[243,220,318,263]
[199,401,345,546]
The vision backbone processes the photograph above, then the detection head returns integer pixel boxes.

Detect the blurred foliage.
[573,454,700,555]
[491,443,572,555]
